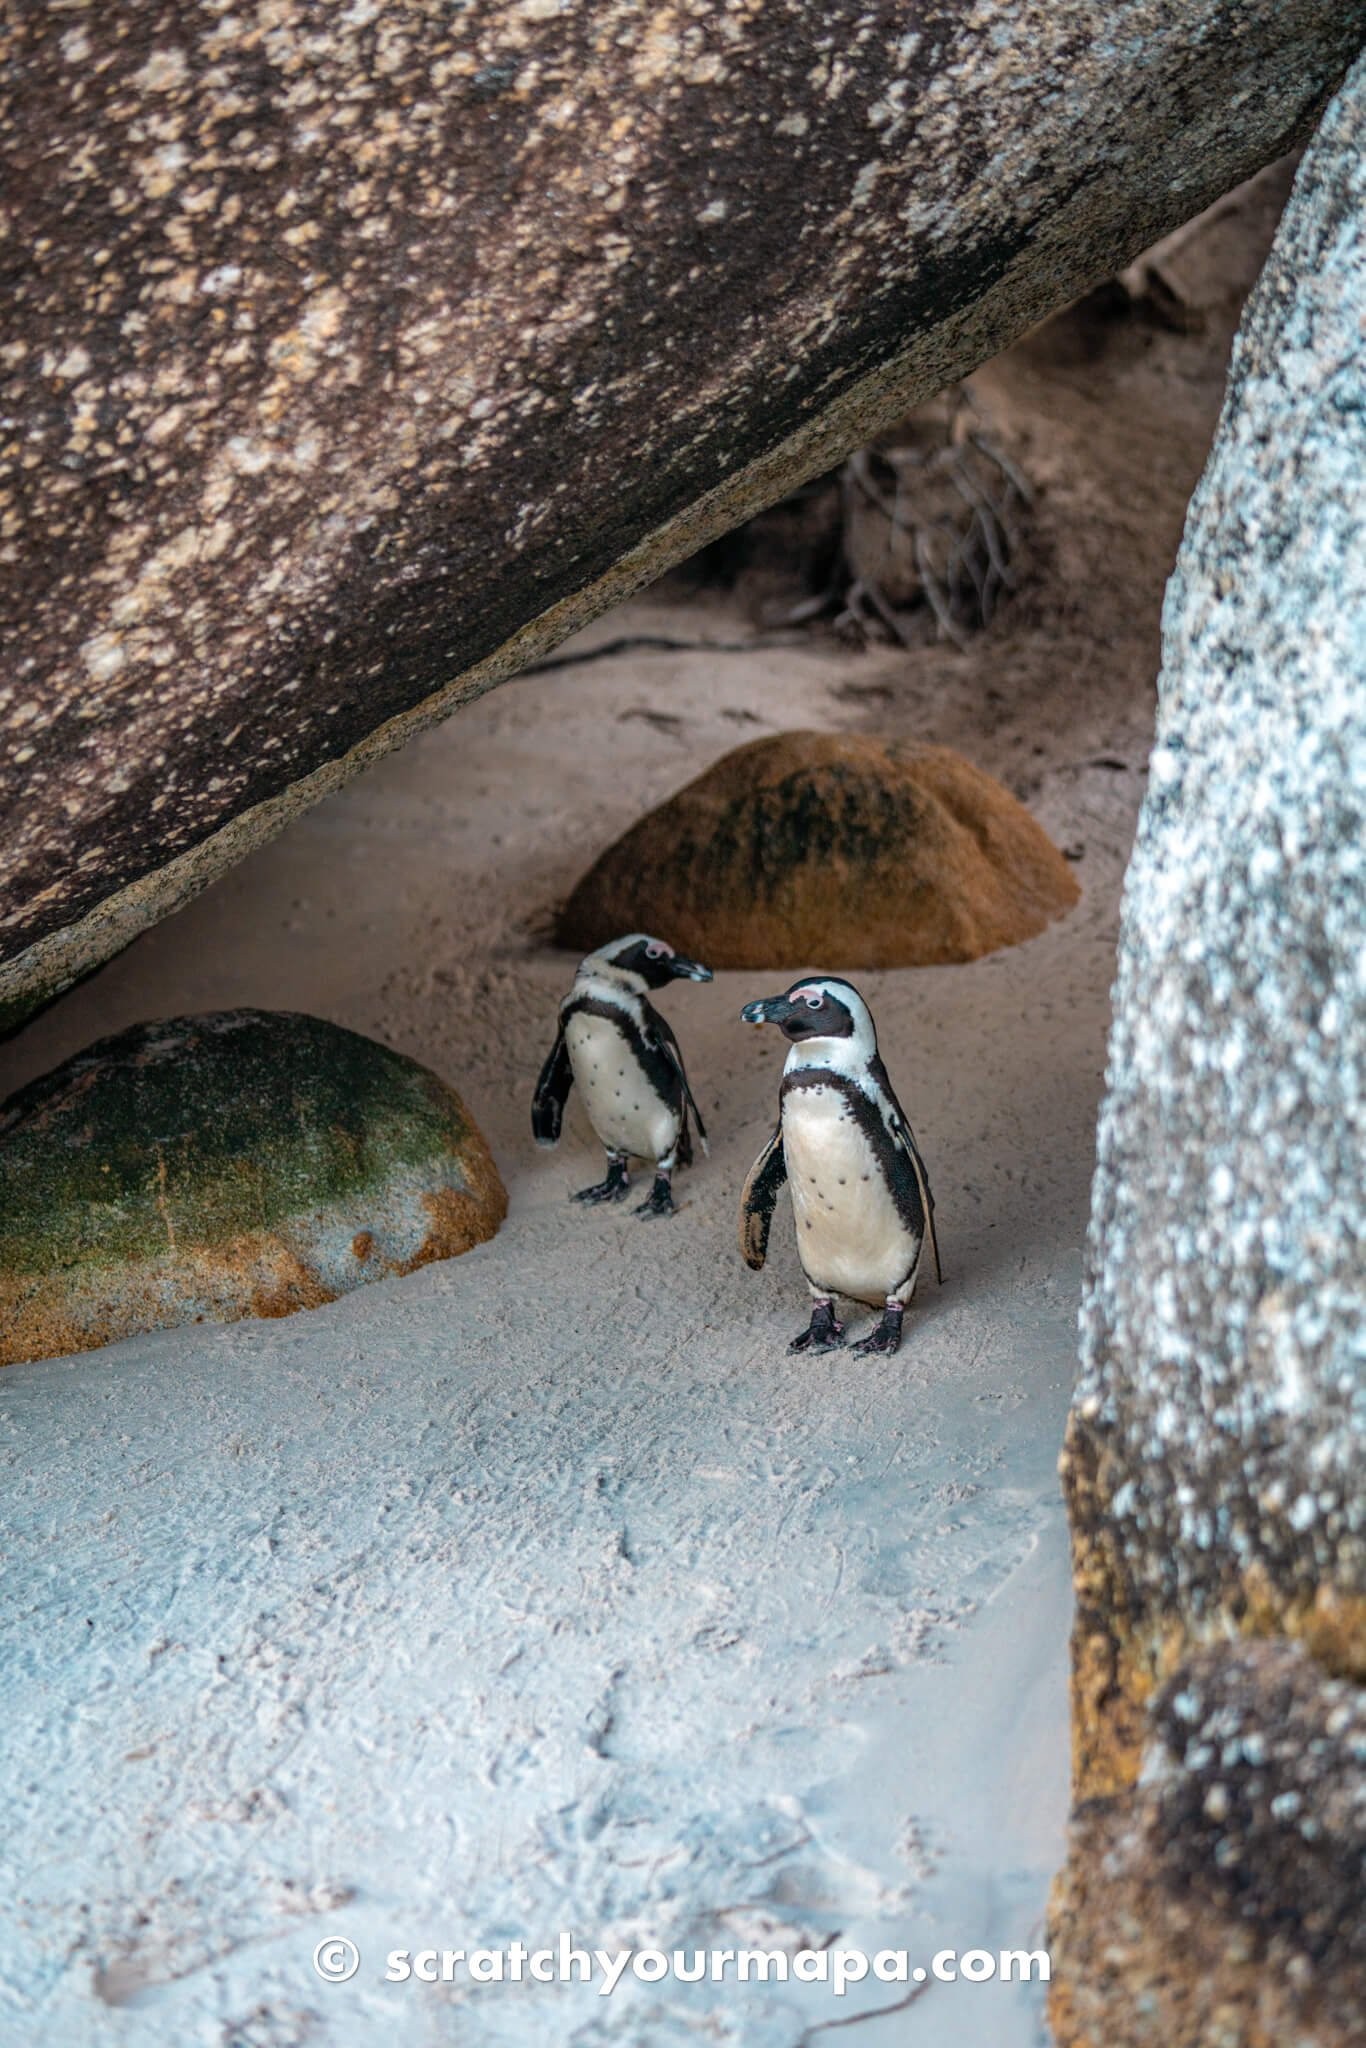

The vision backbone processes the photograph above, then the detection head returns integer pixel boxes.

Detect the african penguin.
[532,933,712,1217]
[738,976,941,1353]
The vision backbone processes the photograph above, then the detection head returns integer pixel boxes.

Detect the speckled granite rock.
[3,3,1364,1028]
[1051,57,1366,2045]
[557,731,1079,968]
[1051,1643,1366,2048]
[0,1011,506,1365]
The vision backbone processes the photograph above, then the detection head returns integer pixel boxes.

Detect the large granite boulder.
[557,732,1079,968]
[0,1011,507,1366]
[1050,57,1366,2046]
[3,3,1363,1029]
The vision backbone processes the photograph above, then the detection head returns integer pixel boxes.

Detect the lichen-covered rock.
[0,1011,506,1366]
[558,732,1079,969]
[1051,56,1366,2045]
[1050,1643,1366,2048]
[2,3,1363,1029]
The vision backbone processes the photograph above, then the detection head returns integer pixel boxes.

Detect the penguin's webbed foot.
[572,1157,631,1204]
[851,1305,904,1356]
[789,1301,845,1353]
[634,1172,676,1219]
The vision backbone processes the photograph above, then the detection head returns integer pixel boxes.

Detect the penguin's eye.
[804,994,823,1011]
[645,942,666,960]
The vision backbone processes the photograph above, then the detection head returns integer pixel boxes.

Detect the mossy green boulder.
[0,1010,507,1366]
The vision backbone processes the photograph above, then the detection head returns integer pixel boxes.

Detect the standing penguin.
[533,934,712,1217]
[738,977,941,1353]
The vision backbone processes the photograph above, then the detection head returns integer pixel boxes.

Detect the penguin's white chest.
[782,1083,921,1305]
[565,1010,679,1163]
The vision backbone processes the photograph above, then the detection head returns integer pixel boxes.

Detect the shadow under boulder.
[557,731,1079,970]
[0,1010,506,1367]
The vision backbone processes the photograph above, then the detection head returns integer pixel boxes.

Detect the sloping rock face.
[3,3,1364,1028]
[557,732,1079,968]
[1050,59,1366,2046]
[0,1011,506,1365]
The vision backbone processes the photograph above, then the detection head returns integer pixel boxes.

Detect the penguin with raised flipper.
[533,934,712,1217]
[738,976,941,1353]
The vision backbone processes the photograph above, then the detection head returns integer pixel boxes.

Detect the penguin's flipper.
[889,1111,943,1286]
[531,1021,574,1146]
[739,1122,787,1270]
[650,1006,709,1158]
[865,1054,942,1285]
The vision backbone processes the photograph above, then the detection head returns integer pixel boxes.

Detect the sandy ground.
[0,170,1292,2046]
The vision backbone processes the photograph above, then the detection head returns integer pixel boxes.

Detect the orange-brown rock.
[557,732,1079,970]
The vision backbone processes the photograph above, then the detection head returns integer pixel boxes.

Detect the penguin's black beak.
[741,995,793,1027]
[669,955,713,982]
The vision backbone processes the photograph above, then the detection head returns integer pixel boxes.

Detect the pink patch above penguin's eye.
[646,942,667,959]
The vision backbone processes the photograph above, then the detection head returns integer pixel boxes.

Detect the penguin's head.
[741,976,875,1051]
[583,933,714,992]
